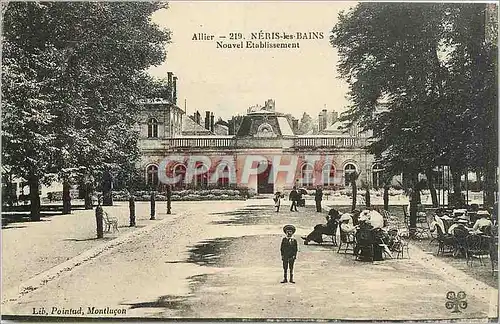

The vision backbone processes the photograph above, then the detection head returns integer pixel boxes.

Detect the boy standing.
[280,224,298,283]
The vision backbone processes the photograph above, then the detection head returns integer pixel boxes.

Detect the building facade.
[138,78,377,193]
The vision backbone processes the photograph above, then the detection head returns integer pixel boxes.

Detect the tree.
[297,112,313,135]
[331,2,498,220]
[228,115,244,135]
[2,2,171,219]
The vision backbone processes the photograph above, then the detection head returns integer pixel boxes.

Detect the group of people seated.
[430,207,495,258]
[432,207,494,236]
[302,207,398,261]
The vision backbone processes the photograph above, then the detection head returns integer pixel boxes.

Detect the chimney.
[205,111,210,130]
[173,76,177,105]
[210,113,214,132]
[292,119,299,134]
[319,109,327,132]
[167,72,173,102]
[195,111,201,124]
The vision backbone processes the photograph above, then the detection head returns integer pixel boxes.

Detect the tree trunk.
[129,195,136,227]
[95,205,103,239]
[365,187,370,207]
[84,182,93,209]
[351,175,357,211]
[150,192,156,220]
[409,173,418,238]
[476,170,482,192]
[425,169,439,207]
[383,185,389,211]
[28,176,41,221]
[484,163,496,208]
[450,166,464,207]
[62,181,71,214]
[166,185,172,214]
[102,171,113,206]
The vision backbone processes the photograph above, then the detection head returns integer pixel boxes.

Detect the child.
[274,191,283,212]
[280,224,298,283]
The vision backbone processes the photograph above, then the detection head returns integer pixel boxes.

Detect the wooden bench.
[103,211,119,233]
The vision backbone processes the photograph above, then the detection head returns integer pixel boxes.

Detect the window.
[322,164,336,187]
[173,164,186,189]
[372,163,384,189]
[217,164,231,188]
[195,162,209,189]
[344,163,357,186]
[301,163,314,187]
[147,118,158,138]
[146,165,159,188]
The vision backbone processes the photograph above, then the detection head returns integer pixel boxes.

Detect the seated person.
[386,228,399,251]
[359,210,370,223]
[302,209,340,245]
[339,213,357,234]
[368,209,385,229]
[351,209,361,226]
[472,211,493,234]
[447,216,469,235]
[355,221,375,260]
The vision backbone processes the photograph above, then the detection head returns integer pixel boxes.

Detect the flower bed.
[112,188,253,201]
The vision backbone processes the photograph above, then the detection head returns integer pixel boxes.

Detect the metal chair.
[390,230,410,259]
[436,225,455,256]
[355,227,375,262]
[337,228,356,254]
[103,211,119,233]
[452,226,469,258]
[466,234,490,266]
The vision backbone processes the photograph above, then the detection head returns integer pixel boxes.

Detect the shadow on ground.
[2,213,57,228]
[120,274,214,317]
[63,237,115,242]
[210,206,272,226]
[186,237,240,266]
[123,295,191,310]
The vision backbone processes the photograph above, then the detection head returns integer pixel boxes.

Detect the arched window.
[173,164,186,189]
[322,164,336,187]
[147,118,158,138]
[372,163,384,189]
[344,163,357,186]
[195,162,209,189]
[301,163,314,187]
[217,164,230,188]
[146,165,159,188]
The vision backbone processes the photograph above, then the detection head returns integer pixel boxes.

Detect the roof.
[235,112,296,137]
[182,116,213,135]
[320,121,347,134]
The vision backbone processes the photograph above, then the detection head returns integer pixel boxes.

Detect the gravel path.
[2,199,498,320]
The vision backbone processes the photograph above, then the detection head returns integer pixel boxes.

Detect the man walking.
[289,187,298,212]
[315,186,323,212]
[280,224,298,283]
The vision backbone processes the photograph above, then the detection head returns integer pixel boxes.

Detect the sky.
[148,1,358,121]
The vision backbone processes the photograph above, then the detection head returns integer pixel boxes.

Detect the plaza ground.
[1,198,498,321]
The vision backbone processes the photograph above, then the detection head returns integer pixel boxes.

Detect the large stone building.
[138,74,377,194]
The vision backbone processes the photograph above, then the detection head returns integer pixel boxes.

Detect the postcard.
[1,1,498,322]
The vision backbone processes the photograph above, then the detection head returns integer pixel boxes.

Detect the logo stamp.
[445,291,467,313]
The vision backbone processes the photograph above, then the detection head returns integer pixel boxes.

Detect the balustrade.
[157,136,366,149]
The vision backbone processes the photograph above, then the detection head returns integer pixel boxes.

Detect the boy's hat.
[283,224,296,234]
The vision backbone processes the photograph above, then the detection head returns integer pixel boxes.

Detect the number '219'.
[229,33,243,40]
